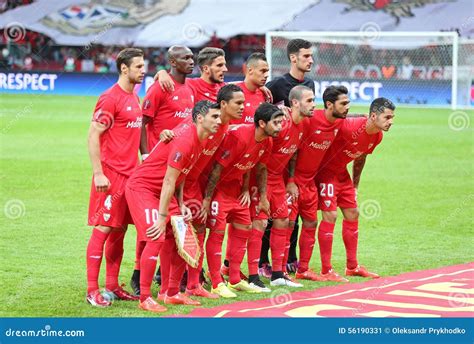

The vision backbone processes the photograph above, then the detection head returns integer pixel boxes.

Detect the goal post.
[266,31,471,110]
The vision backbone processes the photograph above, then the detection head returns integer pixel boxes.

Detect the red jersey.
[186,122,229,182]
[230,81,265,125]
[266,114,307,177]
[319,117,383,174]
[214,124,272,195]
[295,110,344,185]
[186,77,225,102]
[126,123,204,194]
[92,83,142,176]
[142,76,194,150]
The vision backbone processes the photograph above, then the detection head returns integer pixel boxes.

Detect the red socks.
[187,232,205,289]
[318,221,335,274]
[86,228,110,293]
[105,230,125,291]
[134,237,146,270]
[206,231,225,288]
[282,228,293,272]
[139,241,162,302]
[270,227,287,273]
[228,228,251,285]
[159,232,174,295]
[342,219,359,269]
[298,226,316,273]
[224,223,234,262]
[247,228,264,276]
[167,240,187,297]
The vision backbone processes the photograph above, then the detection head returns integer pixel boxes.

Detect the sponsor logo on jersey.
[173,96,179,101]
[309,140,331,150]
[234,161,256,170]
[126,106,132,111]
[278,144,298,155]
[174,108,192,118]
[126,116,142,128]
[202,146,218,156]
[343,149,363,159]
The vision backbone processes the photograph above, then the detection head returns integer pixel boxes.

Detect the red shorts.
[183,178,205,226]
[208,188,251,231]
[288,180,318,222]
[250,176,289,220]
[125,186,180,242]
[316,169,357,211]
[88,165,132,228]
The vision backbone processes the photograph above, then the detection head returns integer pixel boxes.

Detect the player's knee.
[302,219,317,229]
[252,219,267,231]
[96,225,113,234]
[344,208,359,221]
[322,211,337,224]
[273,218,289,229]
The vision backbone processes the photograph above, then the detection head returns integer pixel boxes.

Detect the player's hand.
[146,216,166,241]
[260,86,273,103]
[181,204,192,222]
[280,106,291,120]
[154,70,174,92]
[198,198,211,222]
[286,181,299,202]
[160,129,175,143]
[257,196,270,217]
[239,190,251,207]
[93,172,110,193]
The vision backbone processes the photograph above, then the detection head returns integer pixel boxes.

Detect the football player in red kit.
[288,86,350,281]
[86,48,145,307]
[125,101,221,313]
[250,85,315,289]
[316,97,396,282]
[202,103,284,297]
[130,46,195,295]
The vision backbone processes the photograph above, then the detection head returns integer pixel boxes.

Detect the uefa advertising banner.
[0,71,465,107]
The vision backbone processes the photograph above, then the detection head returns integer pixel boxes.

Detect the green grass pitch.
[1,94,473,317]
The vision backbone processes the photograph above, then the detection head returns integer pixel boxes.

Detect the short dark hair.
[116,48,143,74]
[322,85,348,109]
[370,97,396,115]
[192,100,219,122]
[289,85,313,104]
[217,84,243,104]
[246,52,267,67]
[197,47,225,68]
[254,103,284,127]
[287,38,312,60]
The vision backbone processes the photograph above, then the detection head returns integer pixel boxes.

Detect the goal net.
[266,31,472,110]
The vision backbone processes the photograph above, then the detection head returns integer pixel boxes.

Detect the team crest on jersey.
[334,129,339,136]
[103,213,111,221]
[244,153,250,158]
[334,0,452,25]
[315,130,321,134]
[258,149,265,157]
[173,152,183,163]
[324,200,331,208]
[299,132,303,140]
[368,143,374,149]
[143,99,151,110]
